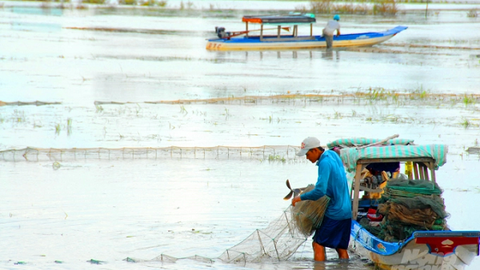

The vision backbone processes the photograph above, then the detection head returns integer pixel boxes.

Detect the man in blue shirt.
[292,137,352,261]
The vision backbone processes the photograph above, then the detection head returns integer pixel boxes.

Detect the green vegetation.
[55,123,61,135]
[13,110,26,123]
[52,161,61,170]
[268,154,286,163]
[180,105,188,115]
[467,9,478,17]
[364,87,389,100]
[95,104,104,113]
[223,107,230,118]
[84,0,104,4]
[13,0,170,7]
[306,0,398,15]
[410,86,428,100]
[179,1,194,10]
[463,95,476,106]
[67,118,72,135]
[133,90,480,109]
[460,118,470,128]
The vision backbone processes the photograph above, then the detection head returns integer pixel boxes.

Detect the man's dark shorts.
[313,216,351,249]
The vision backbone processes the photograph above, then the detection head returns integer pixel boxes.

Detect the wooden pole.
[425,0,429,18]
[357,134,399,150]
[423,164,429,180]
[352,163,363,220]
[430,163,436,182]
[260,24,263,41]
[413,162,419,179]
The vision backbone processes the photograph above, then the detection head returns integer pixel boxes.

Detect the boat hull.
[206,26,407,51]
[350,221,480,270]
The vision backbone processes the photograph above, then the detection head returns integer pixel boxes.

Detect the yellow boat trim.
[206,36,393,51]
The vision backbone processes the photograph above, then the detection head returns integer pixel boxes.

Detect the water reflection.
[313,260,367,270]
[244,50,318,60]
[12,6,64,16]
[241,49,340,60]
[322,49,340,61]
[11,21,62,32]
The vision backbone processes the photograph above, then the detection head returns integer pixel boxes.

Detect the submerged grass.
[99,91,480,108]
[463,95,476,106]
[55,123,61,135]
[467,9,478,17]
[25,0,169,7]
[268,154,286,163]
[304,0,399,15]
[461,118,471,128]
[67,118,73,135]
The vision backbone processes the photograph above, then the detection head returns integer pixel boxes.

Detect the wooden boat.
[326,138,480,270]
[206,14,407,51]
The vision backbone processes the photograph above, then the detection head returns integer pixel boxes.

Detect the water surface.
[1,1,479,269]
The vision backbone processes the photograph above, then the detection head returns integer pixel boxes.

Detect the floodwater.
[1,0,480,269]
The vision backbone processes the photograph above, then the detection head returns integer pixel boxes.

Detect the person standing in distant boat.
[323,14,341,49]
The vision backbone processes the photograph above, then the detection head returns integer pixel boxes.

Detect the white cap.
[296,137,321,156]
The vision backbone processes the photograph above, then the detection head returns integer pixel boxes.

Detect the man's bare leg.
[335,248,349,259]
[313,242,326,261]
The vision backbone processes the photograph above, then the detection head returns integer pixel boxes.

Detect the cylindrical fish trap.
[291,185,330,237]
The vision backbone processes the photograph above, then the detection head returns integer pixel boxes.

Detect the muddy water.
[1,1,480,269]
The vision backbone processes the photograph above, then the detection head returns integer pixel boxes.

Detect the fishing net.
[140,192,329,265]
[362,179,449,242]
[122,206,311,266]
[152,195,330,265]
[290,185,330,237]
[217,206,307,263]
[0,146,301,162]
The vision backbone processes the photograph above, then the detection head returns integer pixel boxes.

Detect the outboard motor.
[215,26,229,38]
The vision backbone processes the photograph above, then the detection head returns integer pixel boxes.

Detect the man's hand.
[292,196,301,207]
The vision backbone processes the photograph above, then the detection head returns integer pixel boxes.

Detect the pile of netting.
[290,185,330,237]
[362,179,449,242]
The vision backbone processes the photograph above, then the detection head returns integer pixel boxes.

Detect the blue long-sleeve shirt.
[300,150,352,220]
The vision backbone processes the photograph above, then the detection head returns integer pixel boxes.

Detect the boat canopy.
[339,144,448,172]
[242,14,316,25]
[327,138,414,149]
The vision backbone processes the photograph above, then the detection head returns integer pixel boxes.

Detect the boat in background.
[206,14,407,51]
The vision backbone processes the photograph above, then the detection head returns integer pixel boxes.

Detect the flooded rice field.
[1,0,480,269]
